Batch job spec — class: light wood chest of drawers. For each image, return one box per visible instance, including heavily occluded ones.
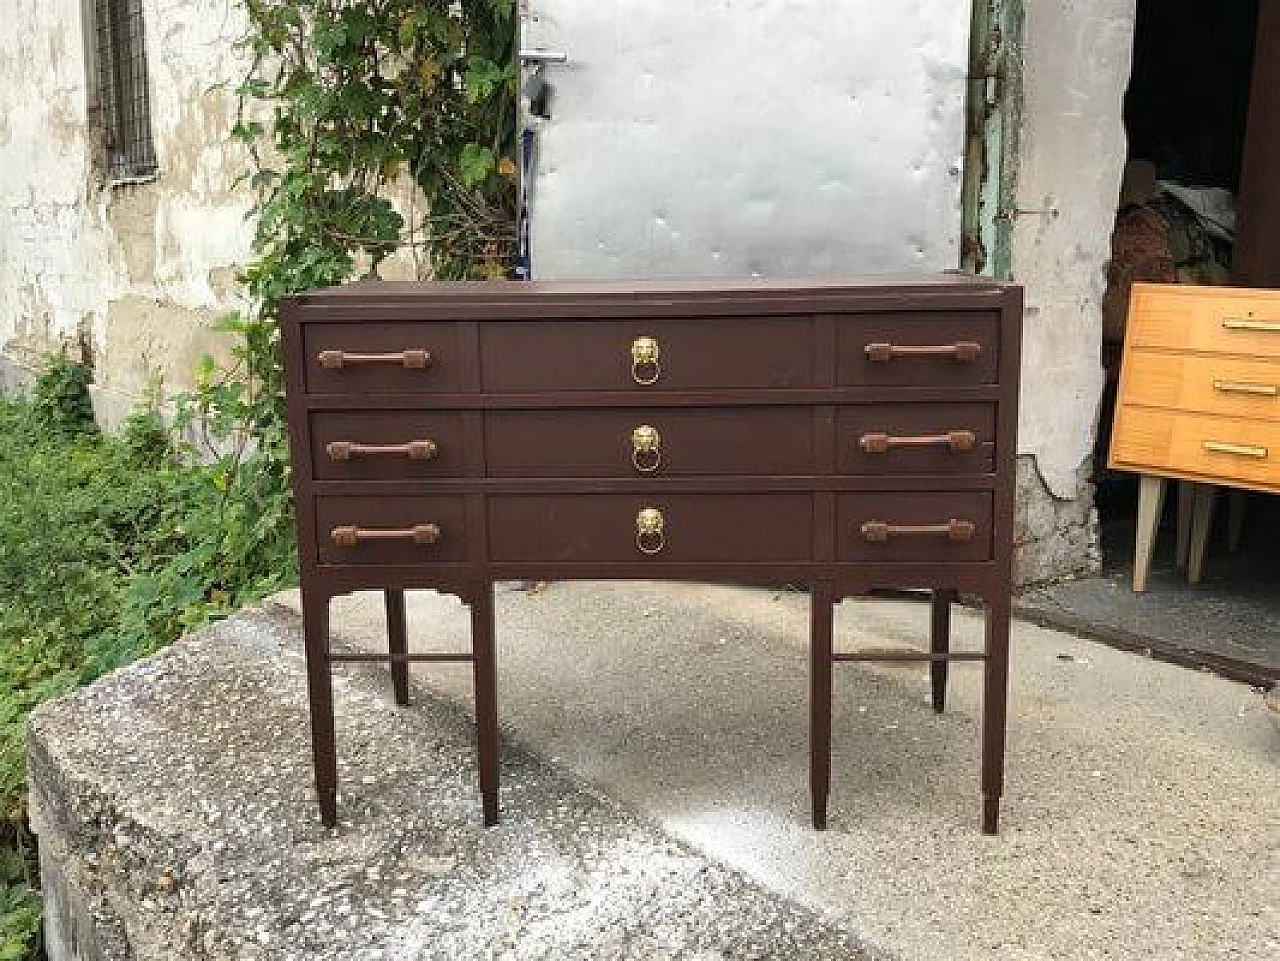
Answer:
[1111,283,1280,492]
[282,277,1024,834]
[1110,283,1280,589]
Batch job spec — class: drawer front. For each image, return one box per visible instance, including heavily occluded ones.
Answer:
[310,411,467,480]
[480,319,813,392]
[1109,407,1280,491]
[836,492,993,562]
[488,494,813,562]
[1128,284,1280,359]
[1119,350,1280,420]
[837,313,999,387]
[302,323,464,393]
[837,404,995,474]
[315,496,467,565]
[485,408,815,477]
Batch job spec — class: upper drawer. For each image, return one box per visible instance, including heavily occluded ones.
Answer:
[1109,407,1280,492]
[836,313,1000,387]
[837,404,996,475]
[480,319,813,392]
[1128,284,1280,359]
[1119,350,1280,420]
[302,323,464,393]
[485,407,814,477]
[309,411,467,481]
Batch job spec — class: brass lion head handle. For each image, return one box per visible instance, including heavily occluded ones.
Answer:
[636,507,666,555]
[631,336,661,385]
[631,424,662,473]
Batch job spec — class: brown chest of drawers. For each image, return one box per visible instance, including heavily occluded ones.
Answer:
[282,276,1023,834]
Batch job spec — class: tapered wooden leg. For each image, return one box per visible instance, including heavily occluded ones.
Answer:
[1133,475,1167,592]
[1175,481,1194,568]
[1227,489,1247,554]
[385,589,410,707]
[930,589,955,714]
[471,581,500,827]
[302,587,338,827]
[1188,484,1216,585]
[981,591,1011,835]
[810,584,834,830]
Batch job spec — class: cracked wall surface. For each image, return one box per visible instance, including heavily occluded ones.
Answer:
[0,0,253,425]
[1010,0,1138,583]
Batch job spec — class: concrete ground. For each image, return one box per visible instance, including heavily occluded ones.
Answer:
[276,583,1279,961]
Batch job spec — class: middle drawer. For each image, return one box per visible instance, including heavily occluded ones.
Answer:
[485,407,814,477]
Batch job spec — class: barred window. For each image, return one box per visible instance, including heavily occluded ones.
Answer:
[91,0,158,181]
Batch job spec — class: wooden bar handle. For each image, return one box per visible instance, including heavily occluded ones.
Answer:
[326,439,438,462]
[860,519,977,543]
[1222,318,1280,332]
[865,341,982,363]
[317,349,432,370]
[860,430,977,454]
[331,523,441,548]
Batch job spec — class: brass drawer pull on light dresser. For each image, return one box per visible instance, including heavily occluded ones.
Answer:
[1212,379,1277,397]
[283,276,1022,836]
[1222,318,1280,332]
[1202,441,1269,459]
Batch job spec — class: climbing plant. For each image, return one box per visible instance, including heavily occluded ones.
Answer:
[185,0,519,544]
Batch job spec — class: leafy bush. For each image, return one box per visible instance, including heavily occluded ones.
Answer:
[0,361,297,958]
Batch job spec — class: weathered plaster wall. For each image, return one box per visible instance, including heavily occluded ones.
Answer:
[1009,0,1137,583]
[0,0,253,425]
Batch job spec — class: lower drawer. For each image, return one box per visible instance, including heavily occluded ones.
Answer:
[837,492,993,562]
[315,496,467,565]
[1109,406,1280,491]
[487,494,813,562]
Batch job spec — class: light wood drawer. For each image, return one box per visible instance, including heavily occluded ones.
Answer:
[1119,350,1280,419]
[1128,283,1280,359]
[1109,407,1280,492]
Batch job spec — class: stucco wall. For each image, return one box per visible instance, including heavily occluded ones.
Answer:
[0,0,253,424]
[1010,0,1137,583]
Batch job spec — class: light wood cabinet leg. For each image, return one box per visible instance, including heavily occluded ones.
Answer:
[1175,481,1194,568]
[1227,490,1247,554]
[1188,485,1217,585]
[1133,475,1167,593]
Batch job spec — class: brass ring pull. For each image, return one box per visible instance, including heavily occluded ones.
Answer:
[317,349,432,370]
[631,336,661,385]
[860,430,977,454]
[636,507,666,555]
[860,519,977,543]
[631,425,662,473]
[326,439,438,461]
[331,523,441,548]
[865,342,982,363]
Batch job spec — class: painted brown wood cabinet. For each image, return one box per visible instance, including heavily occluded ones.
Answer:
[281,276,1023,834]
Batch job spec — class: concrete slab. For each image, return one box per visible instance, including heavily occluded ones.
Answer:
[277,583,1279,961]
[28,608,869,961]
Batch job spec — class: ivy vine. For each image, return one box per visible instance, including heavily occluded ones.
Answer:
[182,0,519,550]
